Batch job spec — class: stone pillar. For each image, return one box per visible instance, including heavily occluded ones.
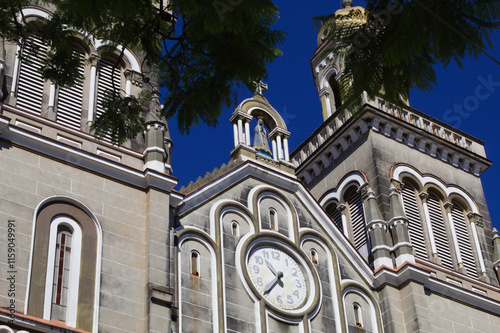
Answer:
[468,212,488,280]
[283,137,290,161]
[337,203,349,238]
[46,83,57,120]
[87,54,99,126]
[388,180,415,267]
[444,202,464,272]
[362,187,392,269]
[319,87,331,121]
[419,192,439,262]
[492,228,500,283]
[144,89,168,173]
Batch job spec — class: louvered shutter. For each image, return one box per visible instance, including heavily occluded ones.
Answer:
[348,191,367,251]
[402,185,428,259]
[427,194,454,270]
[56,51,84,129]
[96,59,121,120]
[327,203,343,232]
[16,36,48,113]
[451,204,478,277]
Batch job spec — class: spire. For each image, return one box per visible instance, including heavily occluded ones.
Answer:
[342,0,353,8]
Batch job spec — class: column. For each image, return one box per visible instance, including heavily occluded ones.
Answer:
[468,212,487,277]
[238,119,243,144]
[271,139,277,161]
[492,228,500,283]
[245,121,251,146]
[47,84,57,120]
[389,181,415,266]
[419,192,438,259]
[87,54,99,125]
[337,204,349,238]
[444,202,463,269]
[233,123,238,147]
[283,137,290,161]
[124,70,132,96]
[276,135,283,160]
[364,188,392,269]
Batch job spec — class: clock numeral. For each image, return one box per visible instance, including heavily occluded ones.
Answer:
[263,250,269,259]
[276,295,283,304]
[285,258,289,267]
[272,251,280,260]
[287,295,294,304]
[253,265,260,274]
[293,290,300,298]
[295,280,302,288]
[255,256,263,265]
[257,277,263,287]
[292,268,298,277]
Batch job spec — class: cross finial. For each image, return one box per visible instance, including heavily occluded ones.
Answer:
[253,80,268,96]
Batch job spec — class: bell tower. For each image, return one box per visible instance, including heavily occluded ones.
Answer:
[311,0,367,121]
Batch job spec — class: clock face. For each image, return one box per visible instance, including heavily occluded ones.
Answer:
[247,245,307,310]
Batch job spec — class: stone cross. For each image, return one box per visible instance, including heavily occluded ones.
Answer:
[253,80,268,96]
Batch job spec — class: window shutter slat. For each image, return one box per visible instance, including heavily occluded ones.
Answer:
[402,185,428,259]
[427,194,454,270]
[452,205,478,277]
[56,52,84,129]
[16,36,47,113]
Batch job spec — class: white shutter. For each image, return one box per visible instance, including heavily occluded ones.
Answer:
[427,194,454,270]
[96,59,121,119]
[451,204,478,277]
[16,36,47,113]
[348,191,367,251]
[56,51,84,130]
[402,185,428,259]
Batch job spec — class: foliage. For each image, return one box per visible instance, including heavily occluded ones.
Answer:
[0,0,284,142]
[317,0,500,111]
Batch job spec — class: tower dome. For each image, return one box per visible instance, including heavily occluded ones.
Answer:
[317,1,367,46]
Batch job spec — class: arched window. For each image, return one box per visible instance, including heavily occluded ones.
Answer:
[326,201,343,232]
[95,58,122,120]
[28,199,101,332]
[353,302,363,328]
[451,201,478,277]
[191,251,200,277]
[55,49,85,129]
[401,180,428,259]
[46,217,82,325]
[269,208,278,231]
[15,35,48,114]
[427,191,454,270]
[231,221,240,237]
[311,249,318,265]
[346,188,369,259]
[327,76,342,112]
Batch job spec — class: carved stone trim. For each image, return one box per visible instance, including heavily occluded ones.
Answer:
[467,212,484,228]
[124,69,144,88]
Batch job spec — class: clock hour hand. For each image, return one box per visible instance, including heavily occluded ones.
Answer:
[263,271,284,294]
[265,259,277,276]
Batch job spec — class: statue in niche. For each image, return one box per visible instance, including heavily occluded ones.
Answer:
[253,117,271,158]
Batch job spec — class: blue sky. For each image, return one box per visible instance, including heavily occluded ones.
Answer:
[168,1,500,230]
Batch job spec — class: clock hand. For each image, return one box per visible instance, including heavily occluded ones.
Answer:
[263,271,284,294]
[265,259,277,276]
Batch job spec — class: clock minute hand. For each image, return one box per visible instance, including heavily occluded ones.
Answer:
[263,271,284,294]
[265,259,277,276]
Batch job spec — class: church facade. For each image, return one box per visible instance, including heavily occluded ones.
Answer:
[1,3,500,333]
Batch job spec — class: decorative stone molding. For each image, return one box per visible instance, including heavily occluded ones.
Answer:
[390,178,403,193]
[291,100,490,185]
[419,192,429,202]
[467,212,484,228]
[124,69,144,87]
